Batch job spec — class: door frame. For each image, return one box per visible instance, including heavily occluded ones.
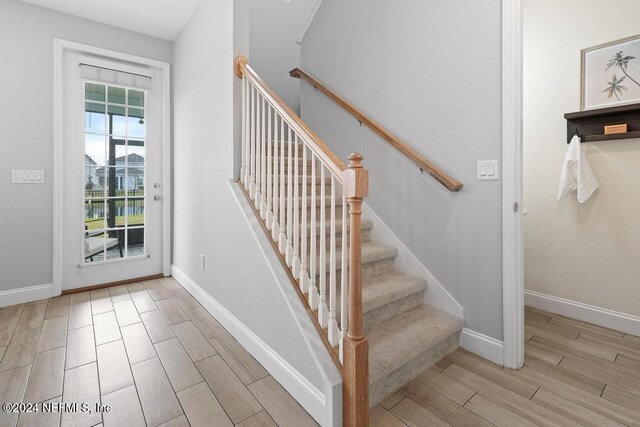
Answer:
[53,39,171,297]
[501,0,525,369]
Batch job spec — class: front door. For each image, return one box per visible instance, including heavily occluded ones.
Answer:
[60,51,167,290]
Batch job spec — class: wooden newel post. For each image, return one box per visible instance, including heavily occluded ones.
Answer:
[343,153,369,426]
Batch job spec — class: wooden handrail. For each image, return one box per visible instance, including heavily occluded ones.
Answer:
[290,68,463,192]
[235,57,346,179]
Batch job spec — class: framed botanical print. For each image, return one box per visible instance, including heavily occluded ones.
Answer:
[581,34,640,110]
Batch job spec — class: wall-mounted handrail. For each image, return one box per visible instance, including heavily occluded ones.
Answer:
[290,68,463,192]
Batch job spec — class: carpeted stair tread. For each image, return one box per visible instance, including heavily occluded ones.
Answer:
[361,271,426,315]
[368,305,463,385]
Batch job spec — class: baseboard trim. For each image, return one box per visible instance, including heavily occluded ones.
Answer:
[0,283,53,308]
[170,265,326,424]
[525,290,640,336]
[460,328,504,365]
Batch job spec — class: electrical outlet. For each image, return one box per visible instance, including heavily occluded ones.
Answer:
[477,160,499,181]
[200,254,206,270]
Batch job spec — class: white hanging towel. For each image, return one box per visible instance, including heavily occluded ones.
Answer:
[557,135,599,203]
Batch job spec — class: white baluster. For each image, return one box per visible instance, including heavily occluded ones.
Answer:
[285,125,294,265]
[244,79,250,187]
[339,194,348,362]
[265,104,273,228]
[328,175,339,344]
[254,89,261,203]
[256,94,263,209]
[318,165,328,327]
[260,98,267,217]
[240,77,246,185]
[249,85,256,198]
[307,154,319,309]
[278,117,287,252]
[292,135,301,277]
[300,144,309,292]
[271,110,280,240]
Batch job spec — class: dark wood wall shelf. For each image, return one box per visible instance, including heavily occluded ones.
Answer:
[564,103,640,143]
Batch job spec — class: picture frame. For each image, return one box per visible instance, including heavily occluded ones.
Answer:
[581,34,640,110]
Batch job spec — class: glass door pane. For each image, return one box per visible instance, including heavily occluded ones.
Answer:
[84,82,146,263]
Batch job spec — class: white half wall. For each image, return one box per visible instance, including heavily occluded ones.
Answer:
[173,2,339,423]
[0,0,172,297]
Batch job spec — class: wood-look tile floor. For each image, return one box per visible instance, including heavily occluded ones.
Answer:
[0,277,318,427]
[372,307,640,426]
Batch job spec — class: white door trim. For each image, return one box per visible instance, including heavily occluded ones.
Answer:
[52,39,171,297]
[501,0,525,369]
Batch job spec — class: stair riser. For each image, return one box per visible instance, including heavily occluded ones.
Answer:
[363,292,423,330]
[265,184,335,196]
[336,290,424,330]
[304,229,371,250]
[369,333,461,407]
[264,201,344,215]
[257,158,313,167]
[276,181,342,194]
[271,207,343,220]
[310,256,395,286]
[261,165,342,178]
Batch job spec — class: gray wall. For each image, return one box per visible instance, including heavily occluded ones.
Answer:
[0,0,172,293]
[248,0,316,113]
[300,0,504,339]
[172,0,323,389]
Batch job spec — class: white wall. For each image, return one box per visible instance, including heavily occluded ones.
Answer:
[299,0,504,339]
[248,0,316,113]
[524,0,640,316]
[172,0,325,394]
[0,0,172,293]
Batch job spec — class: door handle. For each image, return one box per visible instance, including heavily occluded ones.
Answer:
[154,195,162,201]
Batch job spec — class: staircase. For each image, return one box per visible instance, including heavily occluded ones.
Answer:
[254,140,463,406]
[235,56,463,424]
[299,160,463,406]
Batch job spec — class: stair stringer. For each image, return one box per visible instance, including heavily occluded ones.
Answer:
[362,203,464,319]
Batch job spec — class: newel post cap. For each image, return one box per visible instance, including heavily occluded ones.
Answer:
[344,153,368,199]
[234,55,248,78]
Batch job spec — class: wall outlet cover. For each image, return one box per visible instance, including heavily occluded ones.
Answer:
[12,170,45,184]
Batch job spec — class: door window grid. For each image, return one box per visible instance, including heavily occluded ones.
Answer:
[84,82,146,263]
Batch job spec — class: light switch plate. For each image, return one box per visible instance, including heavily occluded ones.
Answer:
[12,170,45,184]
[477,160,499,181]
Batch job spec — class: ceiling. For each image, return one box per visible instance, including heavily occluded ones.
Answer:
[21,0,201,41]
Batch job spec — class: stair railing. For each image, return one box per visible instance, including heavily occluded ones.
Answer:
[235,56,369,426]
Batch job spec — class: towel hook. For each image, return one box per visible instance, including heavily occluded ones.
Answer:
[574,126,581,139]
